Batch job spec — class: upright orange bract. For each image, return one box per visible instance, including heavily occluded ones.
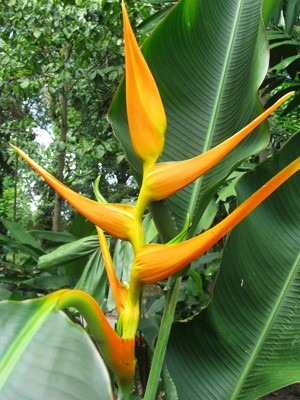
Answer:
[122,1,167,165]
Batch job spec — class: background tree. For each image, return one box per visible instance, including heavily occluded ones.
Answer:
[0,0,169,231]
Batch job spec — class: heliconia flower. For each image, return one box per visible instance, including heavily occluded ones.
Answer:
[137,92,294,208]
[11,145,143,249]
[122,1,167,165]
[132,157,299,284]
[56,289,135,389]
[96,227,128,315]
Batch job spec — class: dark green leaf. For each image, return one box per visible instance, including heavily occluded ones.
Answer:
[285,0,300,33]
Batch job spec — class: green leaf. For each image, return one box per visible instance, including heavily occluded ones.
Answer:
[261,0,282,25]
[38,235,99,269]
[2,219,43,251]
[269,39,300,49]
[138,7,173,34]
[194,198,218,233]
[20,78,30,89]
[75,249,107,305]
[162,365,179,400]
[30,230,79,243]
[109,0,269,239]
[23,274,76,290]
[0,296,113,399]
[0,232,42,262]
[269,55,300,71]
[166,132,300,399]
[285,0,300,33]
[0,288,13,301]
[33,29,42,38]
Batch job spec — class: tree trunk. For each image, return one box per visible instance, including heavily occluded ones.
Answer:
[52,47,71,232]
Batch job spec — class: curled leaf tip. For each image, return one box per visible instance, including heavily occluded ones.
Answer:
[122,1,167,165]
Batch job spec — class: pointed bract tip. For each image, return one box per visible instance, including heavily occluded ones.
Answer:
[123,0,166,165]
[13,146,140,244]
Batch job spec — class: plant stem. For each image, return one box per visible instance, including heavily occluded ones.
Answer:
[143,277,181,400]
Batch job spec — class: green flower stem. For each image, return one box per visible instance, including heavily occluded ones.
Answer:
[143,276,182,400]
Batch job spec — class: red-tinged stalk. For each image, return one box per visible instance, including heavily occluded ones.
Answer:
[122,1,166,165]
[135,92,294,216]
[56,289,135,389]
[11,145,144,250]
[96,227,128,315]
[133,157,299,284]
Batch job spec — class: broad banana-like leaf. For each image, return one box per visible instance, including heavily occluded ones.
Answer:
[109,0,270,239]
[166,132,300,399]
[0,296,113,400]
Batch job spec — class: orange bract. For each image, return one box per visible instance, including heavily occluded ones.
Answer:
[97,227,128,315]
[133,158,300,284]
[11,145,142,248]
[122,1,166,165]
[141,93,294,203]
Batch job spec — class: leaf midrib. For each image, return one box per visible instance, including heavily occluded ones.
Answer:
[0,299,56,390]
[230,250,300,399]
[187,0,244,218]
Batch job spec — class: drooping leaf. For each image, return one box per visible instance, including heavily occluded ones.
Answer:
[2,219,43,252]
[166,132,300,399]
[109,0,270,239]
[269,54,300,71]
[0,296,113,400]
[0,233,42,262]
